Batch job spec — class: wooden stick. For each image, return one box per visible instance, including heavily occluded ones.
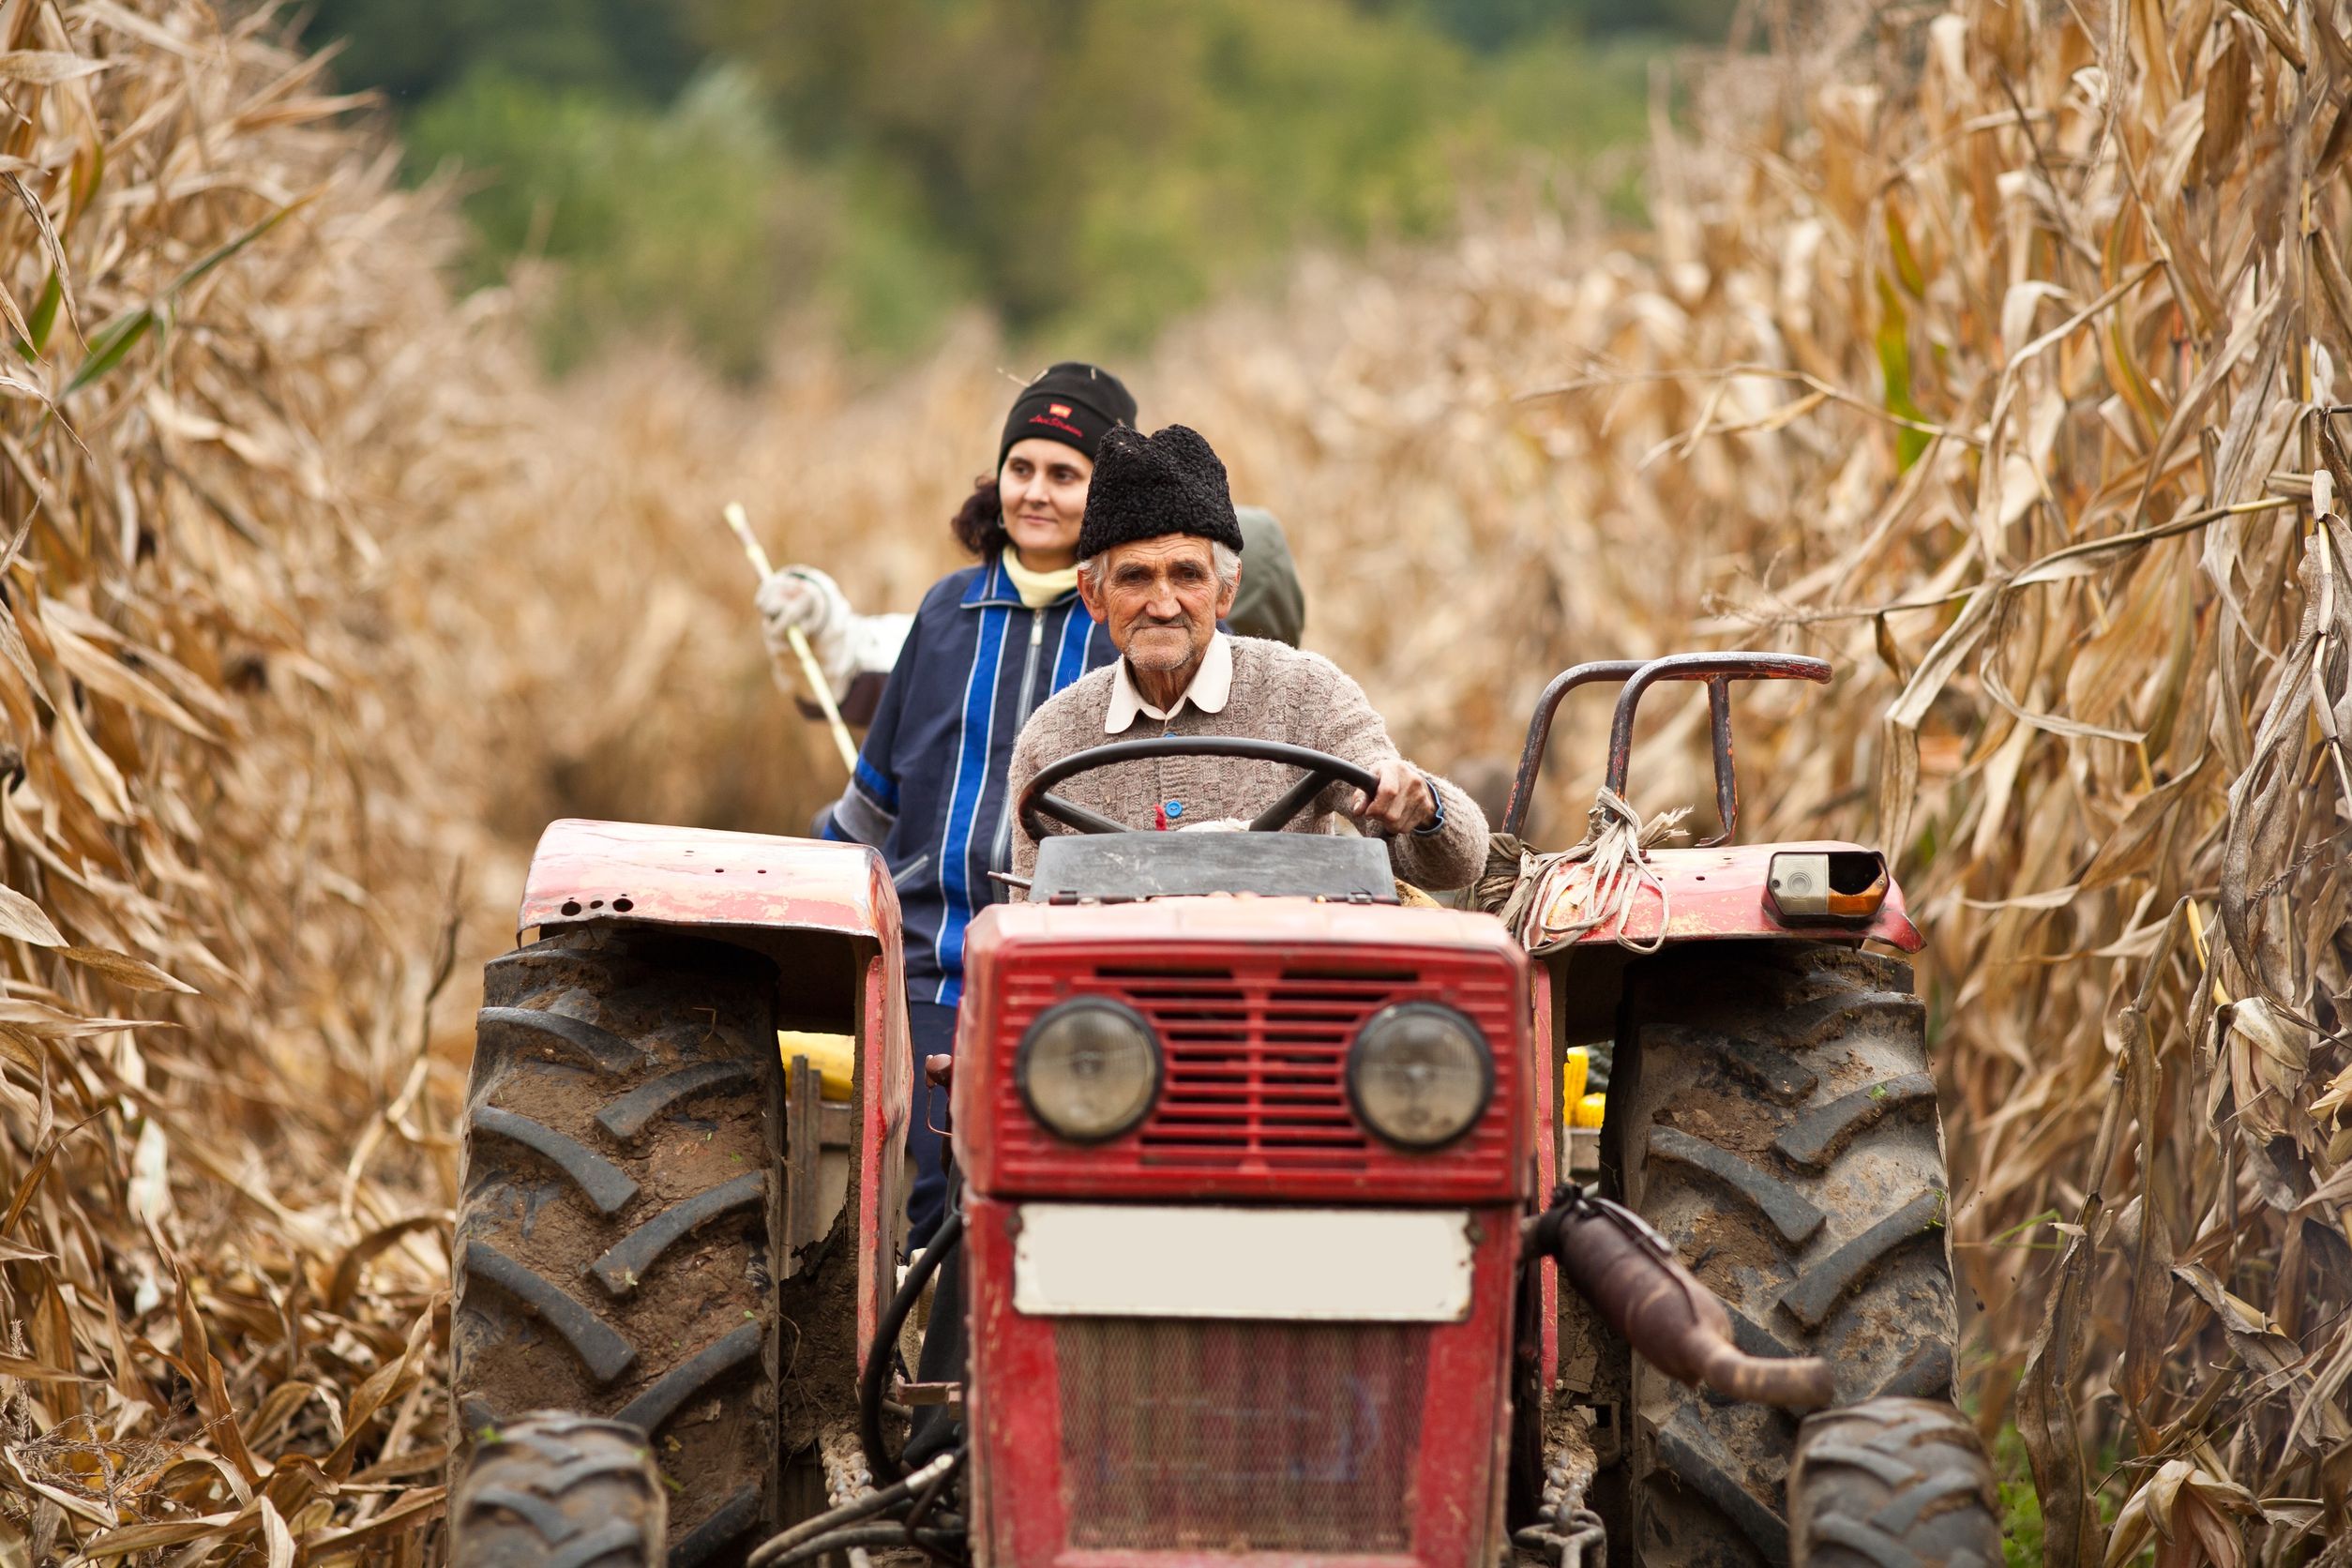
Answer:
[726,502,860,773]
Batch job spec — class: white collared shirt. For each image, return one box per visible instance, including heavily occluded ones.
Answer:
[1104,631,1233,732]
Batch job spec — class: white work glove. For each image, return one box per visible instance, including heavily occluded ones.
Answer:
[757,566,855,691]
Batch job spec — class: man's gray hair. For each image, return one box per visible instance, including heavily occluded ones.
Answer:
[1078,539,1243,593]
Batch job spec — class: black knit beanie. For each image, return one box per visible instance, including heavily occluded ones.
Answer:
[999,361,1137,467]
[1075,424,1245,561]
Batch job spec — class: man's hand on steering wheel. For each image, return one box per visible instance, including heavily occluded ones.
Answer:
[1356,758,1439,837]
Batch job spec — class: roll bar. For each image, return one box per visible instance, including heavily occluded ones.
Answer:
[1500,652,1832,847]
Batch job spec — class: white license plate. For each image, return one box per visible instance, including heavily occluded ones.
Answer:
[1012,1203,1476,1322]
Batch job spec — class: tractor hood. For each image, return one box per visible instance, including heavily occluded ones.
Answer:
[973,891,1515,948]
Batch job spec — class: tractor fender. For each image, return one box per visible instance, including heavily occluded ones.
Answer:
[519,817,897,943]
[1547,839,1922,952]
[515,818,912,1365]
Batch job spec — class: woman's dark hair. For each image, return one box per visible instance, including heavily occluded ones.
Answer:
[950,475,1007,559]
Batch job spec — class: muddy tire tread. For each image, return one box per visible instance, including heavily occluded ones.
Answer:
[1787,1398,2003,1568]
[451,931,785,1567]
[472,1107,641,1214]
[452,1411,666,1568]
[591,1173,768,1295]
[1620,942,1958,1568]
[671,1487,765,1568]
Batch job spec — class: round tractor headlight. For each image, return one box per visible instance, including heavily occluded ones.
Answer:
[1017,999,1161,1143]
[1347,1003,1493,1151]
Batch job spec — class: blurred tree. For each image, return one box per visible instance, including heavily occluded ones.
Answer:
[686,0,1633,342]
[408,66,814,375]
[1395,0,1741,48]
[309,0,1662,364]
[305,0,702,104]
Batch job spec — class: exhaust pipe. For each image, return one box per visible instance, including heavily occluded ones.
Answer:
[1530,1186,1833,1410]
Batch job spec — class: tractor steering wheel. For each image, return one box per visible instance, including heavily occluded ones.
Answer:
[1017,736,1382,843]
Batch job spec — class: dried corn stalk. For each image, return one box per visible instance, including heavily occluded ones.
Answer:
[460,5,2352,1559]
[0,1,507,1560]
[5,0,2337,1559]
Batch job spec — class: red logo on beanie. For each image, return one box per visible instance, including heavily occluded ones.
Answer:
[1048,402,1073,418]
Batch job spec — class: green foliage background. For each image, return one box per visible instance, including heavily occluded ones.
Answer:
[307,0,1722,369]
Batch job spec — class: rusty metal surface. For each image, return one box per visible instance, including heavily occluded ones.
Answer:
[1538,1191,1833,1410]
[1503,661,1645,837]
[517,818,894,938]
[1535,841,1922,952]
[1505,654,1832,846]
[1603,653,1832,847]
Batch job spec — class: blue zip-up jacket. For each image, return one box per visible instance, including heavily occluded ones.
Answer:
[820,554,1116,1004]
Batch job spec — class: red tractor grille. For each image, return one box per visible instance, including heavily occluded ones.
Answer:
[987,956,1524,1200]
[1117,966,1400,1168]
[1054,1316,1426,1553]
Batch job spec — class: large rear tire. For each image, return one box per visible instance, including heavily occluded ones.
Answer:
[451,1411,667,1567]
[1618,942,1956,1568]
[450,929,785,1567]
[1787,1398,2002,1568]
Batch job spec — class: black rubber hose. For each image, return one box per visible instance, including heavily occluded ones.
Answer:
[905,1447,964,1532]
[744,1451,957,1568]
[756,1523,966,1568]
[903,1450,972,1568]
[861,1208,964,1485]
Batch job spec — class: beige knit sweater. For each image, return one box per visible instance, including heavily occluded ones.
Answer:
[1008,636,1488,889]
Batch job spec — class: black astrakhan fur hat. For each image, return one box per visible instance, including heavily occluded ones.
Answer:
[1075,424,1244,562]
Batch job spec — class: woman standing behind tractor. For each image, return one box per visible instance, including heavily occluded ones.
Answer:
[755,362,1134,1248]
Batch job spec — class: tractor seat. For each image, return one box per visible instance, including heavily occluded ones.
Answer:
[1026,831,1401,904]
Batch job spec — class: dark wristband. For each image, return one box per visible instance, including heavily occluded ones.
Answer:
[1411,771,1445,837]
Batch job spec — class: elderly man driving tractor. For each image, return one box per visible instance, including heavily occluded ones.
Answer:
[448,427,2001,1567]
[1010,422,1487,891]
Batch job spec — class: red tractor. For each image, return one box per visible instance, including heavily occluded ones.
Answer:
[444,654,2001,1568]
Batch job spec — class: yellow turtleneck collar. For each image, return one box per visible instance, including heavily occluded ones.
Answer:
[1003,550,1079,609]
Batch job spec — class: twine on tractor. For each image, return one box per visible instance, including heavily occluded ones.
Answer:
[1477,787,1689,956]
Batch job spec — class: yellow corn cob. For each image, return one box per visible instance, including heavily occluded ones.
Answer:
[777,1030,856,1102]
[1561,1046,1590,1117]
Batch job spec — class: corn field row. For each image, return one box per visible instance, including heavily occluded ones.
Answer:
[0,0,2346,1563]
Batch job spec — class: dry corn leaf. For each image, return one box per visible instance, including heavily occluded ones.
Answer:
[2108,1457,2258,1568]
[56,945,195,993]
[0,883,64,947]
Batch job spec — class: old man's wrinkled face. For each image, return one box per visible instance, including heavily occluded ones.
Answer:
[1079,535,1238,677]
